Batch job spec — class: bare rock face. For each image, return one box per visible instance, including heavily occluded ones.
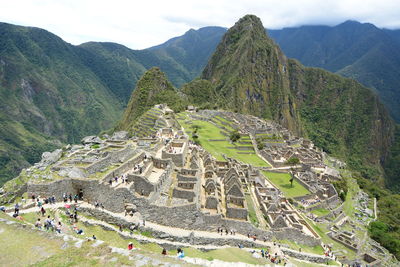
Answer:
[41,149,63,165]
[58,167,87,179]
[81,136,104,145]
[112,131,129,141]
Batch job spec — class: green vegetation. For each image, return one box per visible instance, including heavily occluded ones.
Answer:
[276,239,324,255]
[229,130,241,143]
[245,194,259,226]
[384,124,400,192]
[262,171,310,198]
[269,22,400,122]
[0,220,64,266]
[311,208,330,217]
[177,115,269,166]
[285,157,300,165]
[182,247,269,265]
[117,68,187,131]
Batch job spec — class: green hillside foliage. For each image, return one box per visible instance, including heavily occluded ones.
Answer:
[201,15,302,135]
[288,62,393,181]
[0,22,122,185]
[355,175,400,259]
[182,79,215,108]
[268,21,400,122]
[117,67,187,131]
[384,125,400,192]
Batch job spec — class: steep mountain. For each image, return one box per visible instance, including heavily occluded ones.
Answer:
[199,15,394,181]
[0,22,124,184]
[202,15,303,135]
[117,67,187,132]
[268,21,400,122]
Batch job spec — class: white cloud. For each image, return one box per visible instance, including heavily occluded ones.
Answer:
[0,0,399,49]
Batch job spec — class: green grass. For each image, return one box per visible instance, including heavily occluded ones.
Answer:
[0,220,65,266]
[245,194,259,226]
[276,239,324,255]
[262,171,310,198]
[183,247,269,265]
[302,216,357,260]
[177,115,269,167]
[311,208,331,217]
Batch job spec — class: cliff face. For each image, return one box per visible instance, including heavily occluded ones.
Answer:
[202,15,302,135]
[200,15,395,180]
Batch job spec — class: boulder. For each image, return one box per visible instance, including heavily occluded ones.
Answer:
[58,167,87,179]
[41,149,62,165]
[112,131,129,140]
[71,145,83,151]
[81,136,104,145]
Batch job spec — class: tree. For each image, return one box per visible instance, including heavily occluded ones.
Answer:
[230,130,241,143]
[285,157,300,165]
[290,177,294,187]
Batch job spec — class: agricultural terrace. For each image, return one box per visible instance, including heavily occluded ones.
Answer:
[262,171,310,198]
[176,113,269,167]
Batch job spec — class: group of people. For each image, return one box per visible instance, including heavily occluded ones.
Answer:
[35,215,63,233]
[108,173,129,186]
[93,201,105,209]
[217,227,236,236]
[62,192,83,204]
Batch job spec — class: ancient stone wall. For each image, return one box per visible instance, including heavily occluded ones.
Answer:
[173,188,195,202]
[102,151,146,182]
[226,207,248,220]
[85,146,137,174]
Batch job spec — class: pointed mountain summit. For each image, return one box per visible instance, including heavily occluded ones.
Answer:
[202,15,302,134]
[117,67,186,131]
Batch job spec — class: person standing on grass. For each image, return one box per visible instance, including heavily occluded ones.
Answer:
[56,222,62,233]
[40,206,46,216]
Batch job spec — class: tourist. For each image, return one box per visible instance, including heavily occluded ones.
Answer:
[74,194,78,203]
[92,235,97,240]
[177,248,184,259]
[40,206,46,216]
[128,242,133,250]
[119,224,123,232]
[162,248,167,255]
[56,222,62,233]
[21,196,26,205]
[35,218,42,229]
[0,206,5,212]
[69,194,72,202]
[14,203,20,216]
[142,219,145,226]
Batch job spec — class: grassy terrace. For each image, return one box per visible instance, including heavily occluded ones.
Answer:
[262,171,310,198]
[245,193,259,226]
[12,211,270,265]
[311,208,331,217]
[177,114,269,167]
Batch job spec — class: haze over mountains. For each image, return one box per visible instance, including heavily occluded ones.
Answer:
[0,18,399,192]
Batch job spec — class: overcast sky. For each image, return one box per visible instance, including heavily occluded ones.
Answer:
[1,0,400,49]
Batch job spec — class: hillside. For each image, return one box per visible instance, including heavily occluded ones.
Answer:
[0,22,123,185]
[268,21,400,122]
[198,15,394,183]
[117,67,187,132]
[0,23,222,185]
